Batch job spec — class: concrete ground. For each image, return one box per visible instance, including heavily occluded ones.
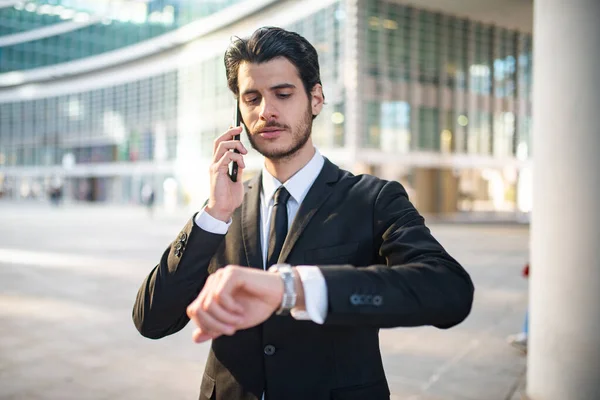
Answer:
[0,202,529,400]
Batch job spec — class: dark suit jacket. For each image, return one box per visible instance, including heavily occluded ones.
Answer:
[133,158,474,400]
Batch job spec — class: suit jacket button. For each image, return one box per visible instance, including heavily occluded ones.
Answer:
[264,345,276,356]
[180,232,187,242]
[175,250,182,258]
[350,294,360,305]
[175,243,183,251]
[373,295,383,306]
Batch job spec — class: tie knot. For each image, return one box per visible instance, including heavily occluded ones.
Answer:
[273,186,290,206]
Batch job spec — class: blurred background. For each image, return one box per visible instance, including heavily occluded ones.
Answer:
[2,0,598,400]
[0,0,533,221]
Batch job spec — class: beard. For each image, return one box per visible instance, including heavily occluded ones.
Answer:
[246,104,313,161]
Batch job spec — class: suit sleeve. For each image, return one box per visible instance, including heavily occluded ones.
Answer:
[320,181,474,329]
[132,215,225,339]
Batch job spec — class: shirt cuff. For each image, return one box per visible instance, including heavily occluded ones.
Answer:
[193,207,232,234]
[291,266,328,324]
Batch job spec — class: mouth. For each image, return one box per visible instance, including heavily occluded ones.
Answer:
[258,128,284,139]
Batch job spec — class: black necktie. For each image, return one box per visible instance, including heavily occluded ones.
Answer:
[266,186,291,268]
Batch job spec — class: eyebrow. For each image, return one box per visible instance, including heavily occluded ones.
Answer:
[241,83,296,96]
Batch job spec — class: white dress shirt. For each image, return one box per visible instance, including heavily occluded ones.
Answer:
[194,149,328,324]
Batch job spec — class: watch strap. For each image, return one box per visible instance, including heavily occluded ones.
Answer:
[268,264,297,315]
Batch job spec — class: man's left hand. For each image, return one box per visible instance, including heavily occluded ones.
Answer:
[186,266,285,343]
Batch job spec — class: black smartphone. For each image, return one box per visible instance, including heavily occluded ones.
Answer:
[228,99,242,182]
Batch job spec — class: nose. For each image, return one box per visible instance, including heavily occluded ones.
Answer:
[259,98,278,121]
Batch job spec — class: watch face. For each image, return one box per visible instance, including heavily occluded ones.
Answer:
[271,264,296,313]
[279,265,293,274]
[270,264,292,273]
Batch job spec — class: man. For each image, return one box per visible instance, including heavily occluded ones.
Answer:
[507,262,530,354]
[141,183,155,217]
[133,27,474,400]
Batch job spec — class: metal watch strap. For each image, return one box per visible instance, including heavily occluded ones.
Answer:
[268,264,296,315]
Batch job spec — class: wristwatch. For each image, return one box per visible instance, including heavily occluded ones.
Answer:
[268,263,297,315]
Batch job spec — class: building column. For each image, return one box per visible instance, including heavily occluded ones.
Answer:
[414,168,437,214]
[343,0,364,171]
[408,7,420,151]
[176,65,207,210]
[528,1,600,399]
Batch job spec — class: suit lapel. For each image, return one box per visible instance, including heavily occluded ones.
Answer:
[278,158,340,263]
[241,174,263,269]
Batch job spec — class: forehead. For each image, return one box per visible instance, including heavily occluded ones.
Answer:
[237,57,302,92]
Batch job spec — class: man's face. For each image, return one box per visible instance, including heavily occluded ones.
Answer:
[237,57,323,160]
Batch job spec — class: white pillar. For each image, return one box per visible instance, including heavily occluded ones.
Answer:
[343,0,363,170]
[528,1,600,399]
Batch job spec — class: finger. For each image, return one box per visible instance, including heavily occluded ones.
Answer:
[187,279,215,329]
[212,140,248,163]
[187,293,205,326]
[206,266,244,325]
[214,151,245,173]
[196,303,236,336]
[205,299,243,326]
[192,327,217,343]
[213,126,243,154]
[187,301,209,336]
[188,300,227,339]
[216,292,244,315]
[204,270,241,318]
[187,273,215,317]
[213,279,245,315]
[190,306,221,338]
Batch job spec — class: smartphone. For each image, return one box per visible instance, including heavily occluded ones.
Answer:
[228,99,242,182]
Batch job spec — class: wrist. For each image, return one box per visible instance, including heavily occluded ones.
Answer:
[268,264,303,315]
[292,267,306,311]
[204,205,231,222]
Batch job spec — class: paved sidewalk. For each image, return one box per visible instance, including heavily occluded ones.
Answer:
[0,203,529,399]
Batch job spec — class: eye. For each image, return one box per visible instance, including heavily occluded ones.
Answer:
[245,97,259,105]
[277,93,291,99]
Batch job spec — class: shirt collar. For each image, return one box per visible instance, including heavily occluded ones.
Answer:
[261,148,325,205]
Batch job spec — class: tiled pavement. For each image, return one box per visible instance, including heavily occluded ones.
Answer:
[0,203,529,399]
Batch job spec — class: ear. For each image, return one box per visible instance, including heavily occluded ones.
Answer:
[310,84,324,117]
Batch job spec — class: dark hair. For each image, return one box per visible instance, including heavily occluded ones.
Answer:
[224,27,324,105]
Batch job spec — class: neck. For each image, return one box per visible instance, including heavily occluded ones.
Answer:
[264,142,315,183]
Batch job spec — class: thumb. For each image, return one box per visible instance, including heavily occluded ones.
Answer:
[192,328,216,343]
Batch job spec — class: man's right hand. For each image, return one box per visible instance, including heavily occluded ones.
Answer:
[205,126,248,222]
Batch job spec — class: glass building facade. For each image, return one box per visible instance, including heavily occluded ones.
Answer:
[0,0,245,72]
[0,0,533,215]
[356,0,533,214]
[362,1,532,156]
